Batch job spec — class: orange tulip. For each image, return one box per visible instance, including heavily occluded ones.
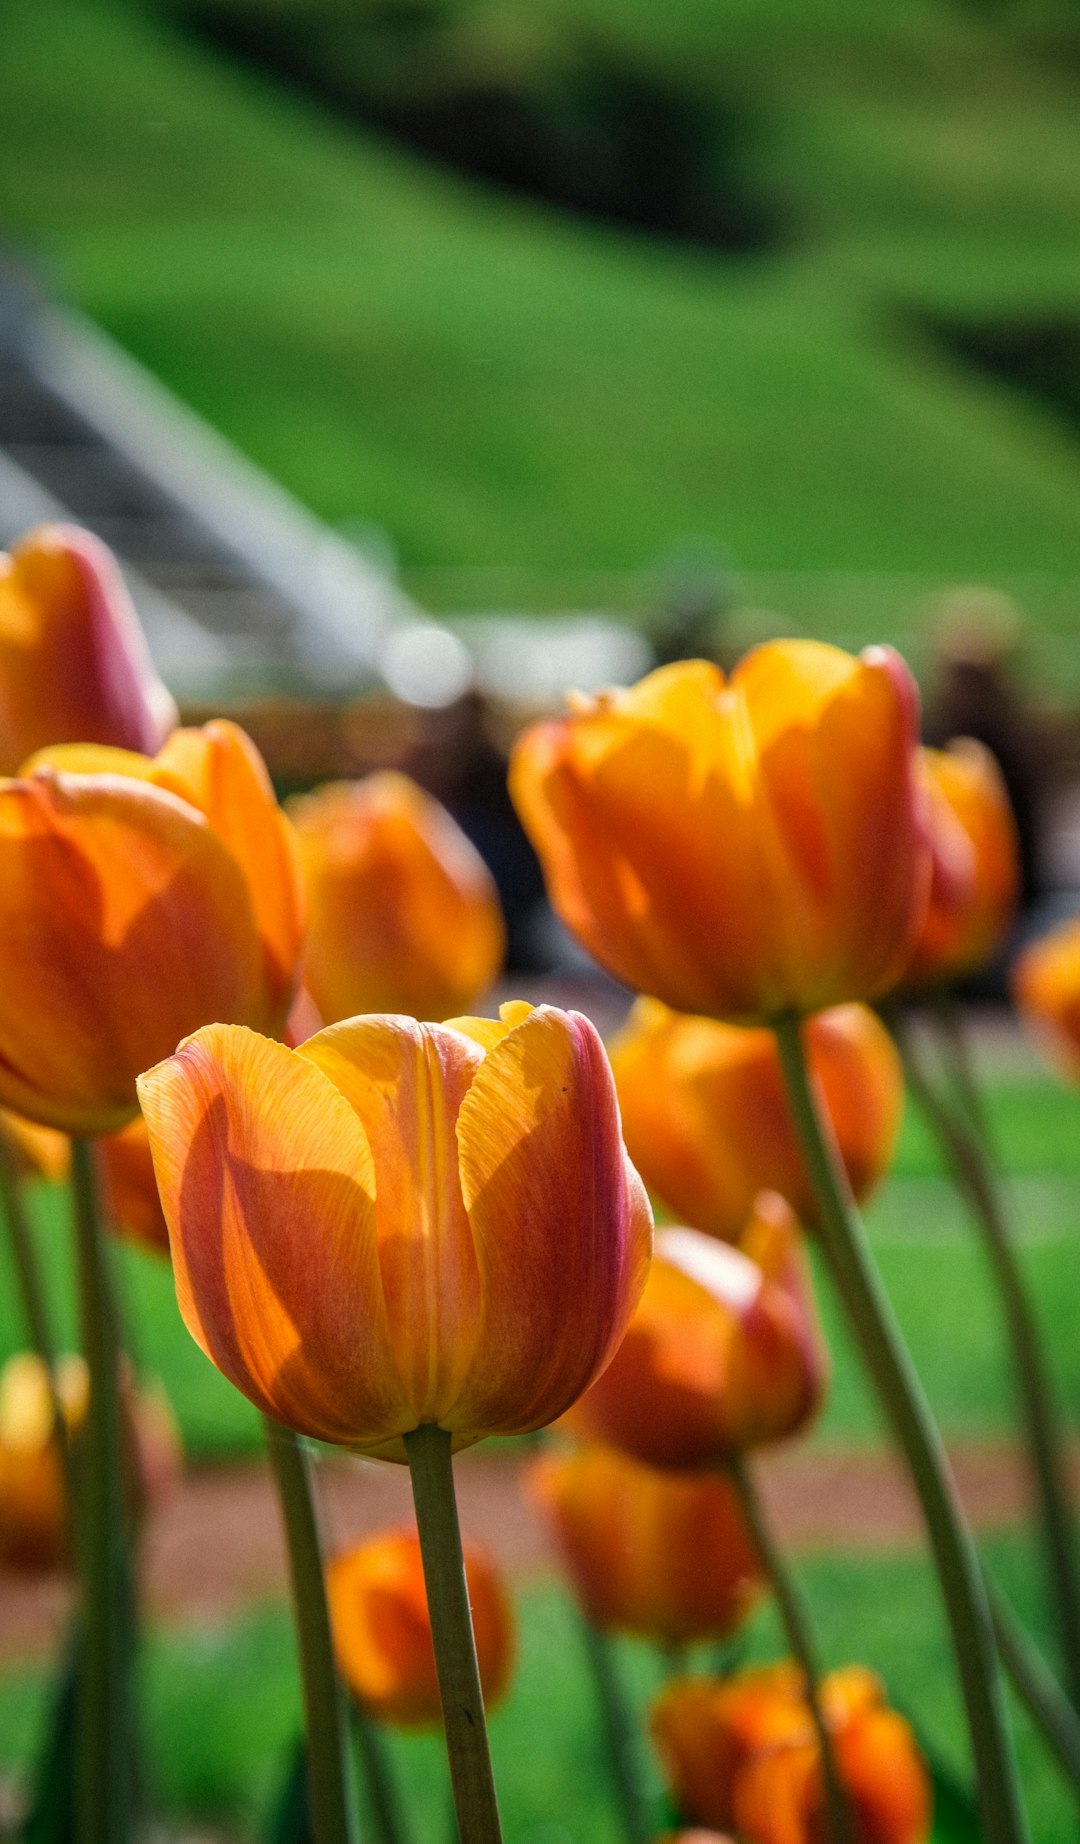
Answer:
[138,1001,652,1460]
[289,772,505,1025]
[564,1197,826,1468]
[0,1108,70,1185]
[1012,915,1080,1081]
[0,524,176,774]
[327,1527,514,1726]
[510,644,929,1023]
[611,1000,902,1242]
[899,740,1019,991]
[651,1665,931,1843]
[0,719,304,1134]
[100,1116,170,1257]
[527,1442,764,1645]
[0,1351,181,1570]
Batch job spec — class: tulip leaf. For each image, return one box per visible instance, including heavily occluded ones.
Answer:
[266,1735,315,1844]
[21,1622,80,1844]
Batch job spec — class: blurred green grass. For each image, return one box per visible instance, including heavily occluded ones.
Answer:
[3,1,1080,680]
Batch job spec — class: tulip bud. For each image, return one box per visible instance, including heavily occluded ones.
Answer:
[564,1198,826,1468]
[327,1527,514,1726]
[510,643,929,1023]
[1012,915,1080,1081]
[0,525,176,774]
[138,1001,652,1459]
[651,1666,931,1844]
[611,999,902,1241]
[898,741,1019,991]
[289,773,505,1025]
[527,1442,764,1645]
[0,720,304,1134]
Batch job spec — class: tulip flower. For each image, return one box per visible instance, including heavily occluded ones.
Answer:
[289,772,505,1025]
[510,643,928,1023]
[0,719,304,1134]
[611,999,902,1242]
[100,1116,170,1257]
[0,524,176,774]
[1013,915,1080,1081]
[528,1442,763,1645]
[898,740,1019,991]
[565,1197,825,1469]
[138,1000,652,1458]
[327,1527,514,1726]
[1,1107,70,1185]
[0,1351,180,1569]
[651,1665,931,1843]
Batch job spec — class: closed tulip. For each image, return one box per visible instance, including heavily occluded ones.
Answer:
[564,1197,825,1468]
[289,772,505,1024]
[510,643,928,1023]
[611,999,902,1241]
[1012,916,1080,1081]
[899,741,1019,991]
[0,524,176,774]
[0,719,304,1134]
[527,1442,763,1645]
[138,1001,652,1459]
[651,1665,931,1843]
[327,1527,514,1726]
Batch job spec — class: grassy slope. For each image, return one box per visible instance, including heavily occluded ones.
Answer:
[3,1,1080,656]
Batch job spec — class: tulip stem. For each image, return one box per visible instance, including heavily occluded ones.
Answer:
[727,1453,854,1844]
[352,1700,411,1844]
[0,1136,72,1486]
[264,1420,357,1844]
[773,1011,1030,1844]
[405,1425,504,1844]
[990,1584,1080,1791]
[578,1615,653,1844]
[894,1007,1080,1716]
[70,1137,133,1844]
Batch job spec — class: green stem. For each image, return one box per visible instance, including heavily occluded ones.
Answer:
[931,989,991,1144]
[578,1614,652,1844]
[895,1008,1080,1715]
[991,1586,1080,1792]
[264,1420,356,1844]
[70,1138,132,1844]
[404,1425,504,1844]
[352,1700,410,1844]
[773,1012,1029,1844]
[728,1453,854,1844]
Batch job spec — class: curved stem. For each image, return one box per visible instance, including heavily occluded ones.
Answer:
[264,1420,357,1844]
[728,1453,854,1844]
[578,1614,652,1844]
[405,1425,504,1844]
[71,1138,132,1844]
[931,989,990,1144]
[991,1585,1080,1791]
[895,1008,1080,1715]
[773,1012,1029,1844]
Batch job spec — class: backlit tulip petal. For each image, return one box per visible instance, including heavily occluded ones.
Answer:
[327,1527,514,1727]
[0,771,264,1134]
[289,772,505,1024]
[0,525,176,774]
[140,1005,651,1458]
[510,643,929,1022]
[1013,915,1080,1081]
[899,740,1019,991]
[611,999,902,1241]
[565,1199,825,1466]
[527,1442,763,1645]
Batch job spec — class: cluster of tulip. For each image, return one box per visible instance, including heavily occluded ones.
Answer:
[3,520,1080,1844]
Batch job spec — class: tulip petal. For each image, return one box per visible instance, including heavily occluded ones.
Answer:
[453,1005,652,1434]
[138,1025,411,1447]
[298,1016,485,1427]
[0,772,264,1133]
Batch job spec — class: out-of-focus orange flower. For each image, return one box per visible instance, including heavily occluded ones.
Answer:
[611,1000,901,1242]
[0,719,304,1135]
[0,525,176,775]
[1012,916,1080,1081]
[327,1527,514,1726]
[138,1001,652,1460]
[564,1197,825,1468]
[527,1442,763,1645]
[651,1664,931,1843]
[510,644,928,1023]
[101,1116,170,1257]
[0,1352,181,1570]
[0,1108,70,1185]
[288,772,505,1025]
[898,741,1019,991]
